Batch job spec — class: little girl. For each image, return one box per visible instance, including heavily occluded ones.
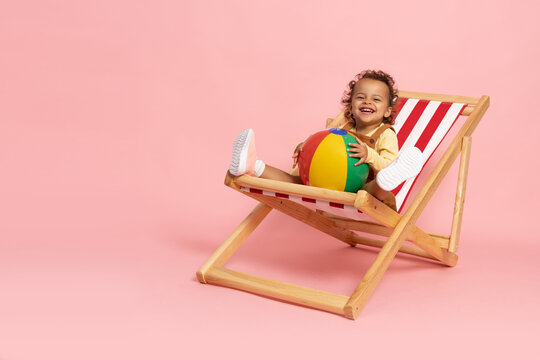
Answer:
[228,70,423,211]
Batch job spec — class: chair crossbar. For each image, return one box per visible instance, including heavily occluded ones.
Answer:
[205,267,349,316]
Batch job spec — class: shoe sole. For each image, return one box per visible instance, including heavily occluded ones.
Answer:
[229,129,253,176]
[376,147,423,191]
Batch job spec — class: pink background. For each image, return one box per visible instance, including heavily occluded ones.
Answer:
[1,0,539,359]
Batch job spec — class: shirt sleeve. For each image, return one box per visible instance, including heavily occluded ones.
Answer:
[326,110,347,129]
[364,129,399,174]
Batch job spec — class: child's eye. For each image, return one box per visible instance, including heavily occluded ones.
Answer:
[374,98,381,102]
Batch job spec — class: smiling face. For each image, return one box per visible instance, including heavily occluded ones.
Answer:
[350,78,393,131]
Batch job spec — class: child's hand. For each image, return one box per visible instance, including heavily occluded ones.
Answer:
[292,141,306,167]
[347,138,368,166]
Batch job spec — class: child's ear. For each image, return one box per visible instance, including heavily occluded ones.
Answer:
[384,106,392,118]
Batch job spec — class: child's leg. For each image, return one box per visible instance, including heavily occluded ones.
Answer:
[229,128,302,184]
[362,180,397,211]
[260,165,303,184]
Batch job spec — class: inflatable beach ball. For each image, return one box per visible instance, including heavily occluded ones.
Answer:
[297,128,369,193]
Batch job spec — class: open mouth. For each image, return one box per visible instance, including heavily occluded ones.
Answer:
[360,107,375,114]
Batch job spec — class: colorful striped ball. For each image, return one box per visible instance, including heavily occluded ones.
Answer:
[298,128,369,193]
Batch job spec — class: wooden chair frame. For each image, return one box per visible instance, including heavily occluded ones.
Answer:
[197,91,490,319]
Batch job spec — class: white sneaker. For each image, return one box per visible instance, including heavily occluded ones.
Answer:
[376,147,423,191]
[229,129,265,176]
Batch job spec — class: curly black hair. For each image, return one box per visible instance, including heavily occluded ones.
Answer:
[341,70,399,125]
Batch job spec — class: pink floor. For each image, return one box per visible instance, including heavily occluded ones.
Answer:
[1,1,539,359]
[1,210,538,359]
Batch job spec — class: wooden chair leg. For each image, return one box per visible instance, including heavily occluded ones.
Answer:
[197,203,272,283]
[344,219,414,319]
[449,136,472,253]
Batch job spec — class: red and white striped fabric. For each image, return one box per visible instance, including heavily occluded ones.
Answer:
[392,98,467,212]
[239,186,362,218]
[240,98,467,215]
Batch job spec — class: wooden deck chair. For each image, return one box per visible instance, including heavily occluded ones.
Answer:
[197,91,490,320]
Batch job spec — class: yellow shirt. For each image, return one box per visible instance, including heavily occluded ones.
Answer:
[327,110,399,174]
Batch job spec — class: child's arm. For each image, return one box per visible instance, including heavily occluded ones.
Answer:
[294,110,348,167]
[292,141,305,167]
[347,129,399,173]
[292,110,351,175]
[364,130,399,173]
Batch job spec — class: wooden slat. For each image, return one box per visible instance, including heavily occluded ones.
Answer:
[449,136,472,252]
[329,92,475,125]
[350,235,437,261]
[230,172,357,205]
[428,233,450,249]
[428,231,451,240]
[205,267,349,316]
[197,203,272,283]
[398,90,480,105]
[332,218,392,236]
[399,91,476,115]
